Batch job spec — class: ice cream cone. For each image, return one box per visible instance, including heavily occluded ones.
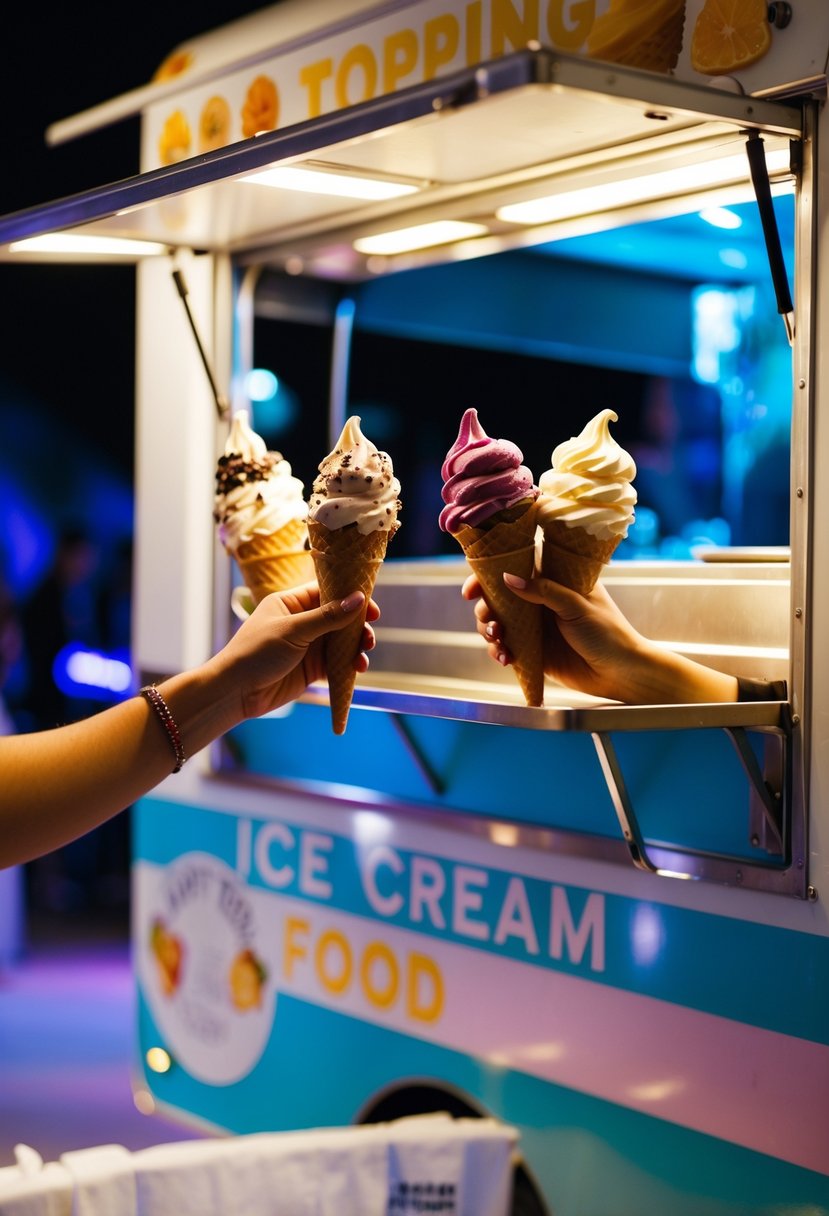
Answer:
[613,9,685,71]
[537,409,636,596]
[308,519,389,735]
[540,519,620,597]
[214,410,311,605]
[454,500,544,707]
[236,517,314,603]
[587,0,686,73]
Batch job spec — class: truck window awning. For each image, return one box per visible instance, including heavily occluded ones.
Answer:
[0,49,803,276]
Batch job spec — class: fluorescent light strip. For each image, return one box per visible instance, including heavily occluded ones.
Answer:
[496,149,793,226]
[354,220,488,255]
[9,234,168,256]
[242,166,420,200]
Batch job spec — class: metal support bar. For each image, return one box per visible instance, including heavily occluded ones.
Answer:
[390,714,445,795]
[172,267,230,420]
[594,725,789,878]
[724,727,785,856]
[744,131,796,344]
[591,732,657,873]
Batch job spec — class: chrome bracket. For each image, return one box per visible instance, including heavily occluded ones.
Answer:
[725,727,786,857]
[592,725,788,876]
[591,731,658,873]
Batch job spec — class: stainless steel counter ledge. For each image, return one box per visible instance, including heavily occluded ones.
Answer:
[300,674,787,732]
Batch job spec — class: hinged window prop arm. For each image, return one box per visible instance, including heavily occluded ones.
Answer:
[591,723,787,881]
[171,267,230,421]
[744,130,796,345]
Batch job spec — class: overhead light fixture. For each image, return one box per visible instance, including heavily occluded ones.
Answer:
[496,149,793,226]
[9,234,168,256]
[241,165,421,200]
[354,220,488,255]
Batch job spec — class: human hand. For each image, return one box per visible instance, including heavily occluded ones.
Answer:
[211,581,380,720]
[463,571,646,701]
[462,572,738,704]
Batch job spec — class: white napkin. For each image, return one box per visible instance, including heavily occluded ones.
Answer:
[6,1115,518,1216]
[385,1115,517,1216]
[59,1144,135,1216]
[131,1116,516,1216]
[133,1128,388,1216]
[0,1145,73,1216]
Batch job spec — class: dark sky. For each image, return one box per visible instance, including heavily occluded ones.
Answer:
[0,3,271,485]
[1,2,271,214]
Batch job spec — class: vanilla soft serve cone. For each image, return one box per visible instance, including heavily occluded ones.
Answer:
[439,409,543,708]
[308,416,401,734]
[537,408,637,596]
[214,410,313,603]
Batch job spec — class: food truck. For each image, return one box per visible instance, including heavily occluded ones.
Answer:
[1,0,828,1209]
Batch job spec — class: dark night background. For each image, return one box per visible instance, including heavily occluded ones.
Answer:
[0,1,271,536]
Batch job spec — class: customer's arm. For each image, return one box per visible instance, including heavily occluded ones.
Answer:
[0,584,377,868]
[463,572,740,704]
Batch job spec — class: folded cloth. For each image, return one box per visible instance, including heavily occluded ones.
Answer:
[0,1145,73,1216]
[132,1115,517,1216]
[384,1115,517,1216]
[5,1115,518,1216]
[59,1144,135,1216]
[133,1130,387,1216]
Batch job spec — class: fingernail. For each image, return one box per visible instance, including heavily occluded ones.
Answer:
[504,573,526,589]
[340,591,365,612]
[485,622,496,640]
[497,650,509,666]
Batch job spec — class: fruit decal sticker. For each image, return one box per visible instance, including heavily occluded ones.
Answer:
[155,73,278,167]
[241,75,279,139]
[150,917,185,997]
[153,50,194,83]
[690,0,772,74]
[198,95,232,153]
[229,948,268,1011]
[158,110,191,166]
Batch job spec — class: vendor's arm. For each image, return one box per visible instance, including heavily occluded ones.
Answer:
[463,572,740,705]
[0,584,377,869]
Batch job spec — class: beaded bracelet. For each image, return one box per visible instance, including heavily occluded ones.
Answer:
[140,684,187,773]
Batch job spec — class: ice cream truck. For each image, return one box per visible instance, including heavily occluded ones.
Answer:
[2,0,829,1209]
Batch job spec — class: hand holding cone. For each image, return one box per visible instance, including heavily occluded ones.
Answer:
[308,416,401,733]
[308,520,389,733]
[439,409,544,707]
[454,500,544,707]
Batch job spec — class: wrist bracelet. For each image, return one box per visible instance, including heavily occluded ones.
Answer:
[140,684,187,773]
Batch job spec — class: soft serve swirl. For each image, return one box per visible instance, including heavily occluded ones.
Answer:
[309,415,401,534]
[537,408,637,540]
[439,408,536,532]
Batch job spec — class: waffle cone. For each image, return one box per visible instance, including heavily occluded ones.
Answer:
[453,502,544,707]
[236,517,314,604]
[540,520,620,597]
[308,519,391,734]
[587,1,685,72]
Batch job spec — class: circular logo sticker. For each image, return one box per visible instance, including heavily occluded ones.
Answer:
[138,852,275,1084]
